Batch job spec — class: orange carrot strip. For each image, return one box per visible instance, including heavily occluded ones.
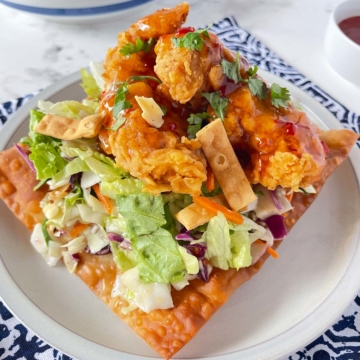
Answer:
[70,222,90,238]
[206,164,215,193]
[192,195,244,225]
[285,192,294,202]
[267,247,279,259]
[92,183,113,215]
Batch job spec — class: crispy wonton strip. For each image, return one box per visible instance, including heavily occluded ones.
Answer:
[196,119,257,211]
[34,113,104,140]
[0,129,358,359]
[175,194,228,230]
[0,145,47,230]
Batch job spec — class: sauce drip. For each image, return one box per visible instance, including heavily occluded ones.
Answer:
[338,16,360,45]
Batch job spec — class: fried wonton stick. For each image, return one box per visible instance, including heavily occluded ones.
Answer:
[34,113,104,140]
[196,119,257,211]
[175,194,228,230]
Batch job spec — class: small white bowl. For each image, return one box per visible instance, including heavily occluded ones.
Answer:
[0,0,155,24]
[324,0,360,85]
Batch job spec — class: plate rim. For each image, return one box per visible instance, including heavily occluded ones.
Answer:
[0,70,360,360]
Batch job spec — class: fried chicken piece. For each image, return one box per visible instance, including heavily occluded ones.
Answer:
[103,3,189,86]
[154,33,223,104]
[127,2,189,41]
[211,86,326,191]
[105,82,206,195]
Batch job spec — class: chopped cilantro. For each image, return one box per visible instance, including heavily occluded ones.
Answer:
[202,92,229,121]
[221,52,242,84]
[248,78,268,100]
[187,112,214,139]
[113,84,132,121]
[160,105,168,116]
[299,187,310,195]
[120,38,155,56]
[107,116,126,131]
[247,65,259,77]
[127,75,161,84]
[270,83,290,109]
[254,190,265,197]
[171,27,210,51]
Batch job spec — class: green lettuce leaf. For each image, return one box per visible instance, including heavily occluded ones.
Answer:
[80,68,102,99]
[116,193,166,237]
[132,228,185,283]
[100,178,143,199]
[52,157,89,183]
[202,212,231,270]
[105,216,128,236]
[38,100,96,119]
[110,242,136,272]
[65,186,85,206]
[177,246,199,275]
[29,142,67,180]
[228,230,252,270]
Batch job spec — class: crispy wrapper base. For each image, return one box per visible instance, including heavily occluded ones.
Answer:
[0,129,358,359]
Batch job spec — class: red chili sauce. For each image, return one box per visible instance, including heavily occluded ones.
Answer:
[338,16,360,45]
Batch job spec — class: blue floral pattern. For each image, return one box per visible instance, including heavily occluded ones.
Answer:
[1,16,360,360]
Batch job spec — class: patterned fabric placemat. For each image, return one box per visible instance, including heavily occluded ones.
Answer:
[1,16,360,360]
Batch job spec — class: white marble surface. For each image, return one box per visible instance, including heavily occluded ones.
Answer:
[1,0,360,114]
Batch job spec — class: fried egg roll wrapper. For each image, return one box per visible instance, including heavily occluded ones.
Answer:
[0,144,47,230]
[0,129,358,359]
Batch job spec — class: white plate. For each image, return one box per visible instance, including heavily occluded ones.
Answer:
[0,71,360,360]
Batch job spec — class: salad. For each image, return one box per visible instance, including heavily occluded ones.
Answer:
[2,2,358,359]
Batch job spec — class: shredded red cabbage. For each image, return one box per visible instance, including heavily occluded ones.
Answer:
[198,260,212,283]
[264,215,287,240]
[108,232,125,242]
[270,190,283,211]
[85,245,111,255]
[70,172,82,188]
[184,243,206,260]
[175,231,195,241]
[14,143,36,172]
[71,253,80,261]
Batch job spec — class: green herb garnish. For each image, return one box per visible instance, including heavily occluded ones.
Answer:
[202,92,229,121]
[254,190,265,197]
[187,112,214,139]
[120,38,155,56]
[107,116,127,131]
[42,218,52,246]
[127,75,162,84]
[270,83,291,109]
[171,27,210,51]
[160,105,168,115]
[113,83,132,121]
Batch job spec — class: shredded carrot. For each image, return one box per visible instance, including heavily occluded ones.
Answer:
[192,195,244,225]
[92,183,113,215]
[70,222,90,238]
[285,192,294,202]
[206,164,215,193]
[267,247,279,259]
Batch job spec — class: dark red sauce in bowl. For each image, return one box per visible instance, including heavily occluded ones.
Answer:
[338,16,360,45]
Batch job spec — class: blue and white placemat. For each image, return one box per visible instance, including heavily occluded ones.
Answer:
[1,16,360,360]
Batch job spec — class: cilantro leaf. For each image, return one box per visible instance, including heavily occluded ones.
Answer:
[247,65,259,77]
[270,83,290,108]
[248,78,268,100]
[160,105,168,115]
[202,92,229,121]
[221,52,241,84]
[119,38,155,56]
[107,116,126,131]
[127,75,162,84]
[113,84,132,120]
[187,112,213,139]
[171,27,210,51]
[254,190,264,197]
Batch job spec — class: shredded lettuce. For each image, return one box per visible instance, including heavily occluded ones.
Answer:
[89,61,105,91]
[77,203,105,225]
[80,68,102,99]
[52,157,89,183]
[29,142,67,181]
[100,178,143,199]
[84,225,109,253]
[132,228,186,284]
[38,100,96,119]
[111,267,173,314]
[110,242,136,271]
[105,216,128,236]
[116,193,166,237]
[228,230,252,270]
[178,246,199,275]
